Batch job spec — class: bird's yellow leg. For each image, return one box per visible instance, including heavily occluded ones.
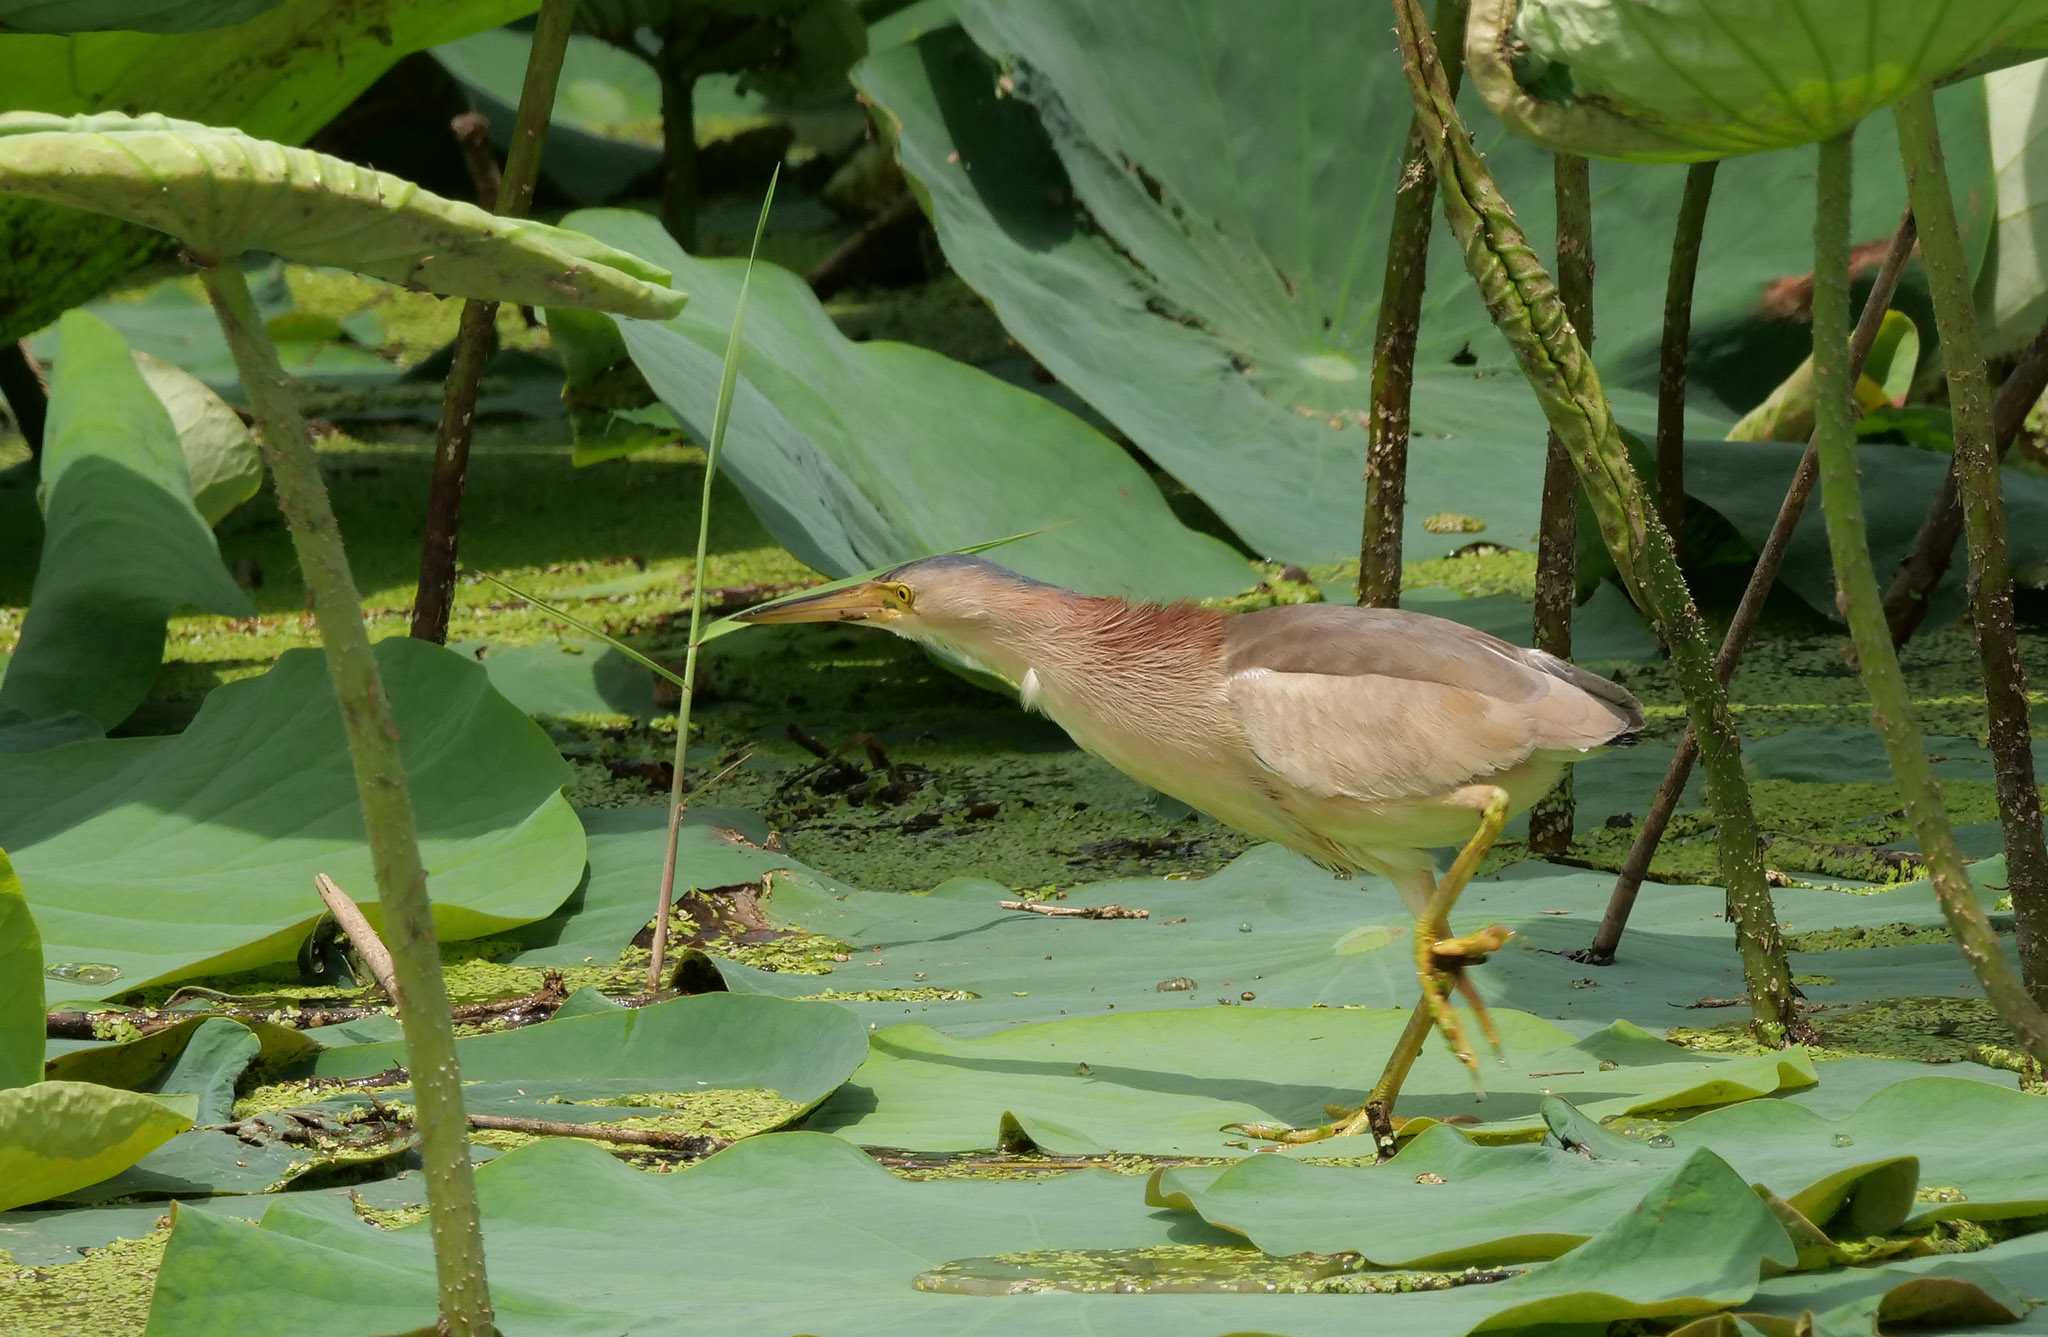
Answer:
[1228,998,1434,1153]
[1416,786,1514,1082]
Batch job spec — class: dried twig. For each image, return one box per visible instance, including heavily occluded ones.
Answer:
[314,873,403,1006]
[996,900,1149,920]
[45,973,569,1040]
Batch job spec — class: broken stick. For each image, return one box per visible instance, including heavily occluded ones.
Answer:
[996,900,1149,920]
[315,873,403,1006]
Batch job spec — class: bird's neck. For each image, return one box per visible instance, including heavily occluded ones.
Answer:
[945,596,1229,710]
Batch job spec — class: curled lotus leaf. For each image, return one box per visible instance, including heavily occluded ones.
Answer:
[0,0,284,32]
[0,111,686,318]
[1467,0,2048,162]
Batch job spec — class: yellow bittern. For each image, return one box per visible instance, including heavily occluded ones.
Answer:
[738,556,1641,1145]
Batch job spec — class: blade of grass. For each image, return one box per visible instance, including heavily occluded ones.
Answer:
[646,166,777,991]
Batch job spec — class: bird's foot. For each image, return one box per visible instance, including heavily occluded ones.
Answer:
[1417,921,1514,1087]
[1225,1100,1409,1156]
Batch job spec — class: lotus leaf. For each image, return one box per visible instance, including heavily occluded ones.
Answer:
[0,0,282,32]
[0,848,40,1089]
[0,311,250,732]
[2,639,587,1004]
[0,112,685,318]
[0,1081,192,1212]
[855,11,1986,568]
[132,350,263,526]
[0,0,540,343]
[804,1008,1812,1155]
[1465,0,2044,162]
[559,208,1253,598]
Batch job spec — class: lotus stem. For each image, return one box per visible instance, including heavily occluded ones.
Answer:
[1655,161,1717,558]
[1581,207,1916,964]
[1389,0,1801,1037]
[1893,87,2048,1006]
[1808,129,2048,1060]
[1358,0,1467,609]
[199,262,495,1335]
[410,0,578,645]
[1527,151,1592,856]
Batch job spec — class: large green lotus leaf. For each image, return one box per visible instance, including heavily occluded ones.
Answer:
[306,992,867,1114]
[1471,1148,1796,1331]
[0,1,281,32]
[453,638,658,722]
[559,208,1253,599]
[1151,1076,2048,1263]
[1975,57,2048,355]
[132,350,263,527]
[0,0,540,344]
[649,830,2004,1036]
[0,112,685,319]
[2,639,587,1005]
[1150,1121,1684,1267]
[1683,440,2048,622]
[0,311,250,732]
[0,1081,192,1212]
[0,848,39,1089]
[1466,0,2042,162]
[803,1007,1813,1155]
[853,15,1986,567]
[140,1130,1812,1337]
[1730,1235,2044,1334]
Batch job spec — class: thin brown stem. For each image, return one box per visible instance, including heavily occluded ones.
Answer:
[1656,161,1718,557]
[1883,319,2048,644]
[1527,152,1592,856]
[996,900,1150,919]
[409,0,577,645]
[657,51,700,251]
[1895,88,2048,1006]
[1358,0,1468,609]
[461,1112,726,1156]
[314,873,402,1006]
[199,263,493,1334]
[1812,119,2048,1062]
[1580,207,1917,963]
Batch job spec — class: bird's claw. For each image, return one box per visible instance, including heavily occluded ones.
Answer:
[1417,921,1514,1088]
[1226,1103,1405,1154]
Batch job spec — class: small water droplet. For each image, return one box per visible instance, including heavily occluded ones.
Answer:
[1646,1132,1676,1149]
[1238,922,1253,934]
[1831,1132,1854,1147]
[45,961,122,985]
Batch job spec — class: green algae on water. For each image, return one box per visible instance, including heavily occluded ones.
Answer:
[914,1244,1512,1296]
[0,1231,166,1337]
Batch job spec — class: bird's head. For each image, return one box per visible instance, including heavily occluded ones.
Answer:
[734,556,1059,671]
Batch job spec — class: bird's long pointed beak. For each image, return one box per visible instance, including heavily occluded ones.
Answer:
[734,581,892,625]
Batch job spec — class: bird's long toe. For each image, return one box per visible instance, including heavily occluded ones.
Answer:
[1415,921,1514,1085]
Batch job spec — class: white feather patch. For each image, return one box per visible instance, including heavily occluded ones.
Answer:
[1019,667,1045,713]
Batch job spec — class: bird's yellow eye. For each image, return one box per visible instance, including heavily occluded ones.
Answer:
[885,582,915,610]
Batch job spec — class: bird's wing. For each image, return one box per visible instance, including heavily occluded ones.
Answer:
[1221,604,1641,803]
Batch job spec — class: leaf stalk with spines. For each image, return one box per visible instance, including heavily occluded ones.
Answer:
[1807,127,2048,1061]
[199,262,494,1335]
[1357,0,1467,609]
[1388,0,1800,1036]
[1526,150,1592,857]
[1892,86,2048,1011]
[412,0,580,645]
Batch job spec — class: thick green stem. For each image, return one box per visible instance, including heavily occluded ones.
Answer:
[1358,0,1467,609]
[200,264,494,1334]
[1390,0,1799,1036]
[1656,161,1717,558]
[1527,151,1591,856]
[1892,89,2048,1012]
[411,0,578,645]
[1809,132,2048,1061]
